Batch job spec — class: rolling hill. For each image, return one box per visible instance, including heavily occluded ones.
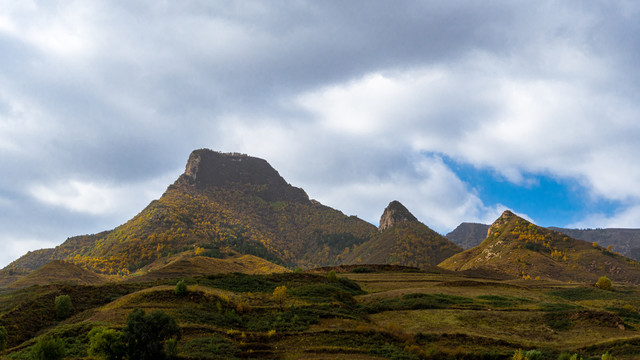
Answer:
[439,210,640,284]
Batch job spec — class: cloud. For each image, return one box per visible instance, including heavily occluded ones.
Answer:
[2,1,640,268]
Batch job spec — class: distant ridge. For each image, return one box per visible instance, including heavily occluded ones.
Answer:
[445,222,490,249]
[440,211,640,284]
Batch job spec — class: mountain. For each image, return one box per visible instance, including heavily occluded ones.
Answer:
[5,149,377,276]
[342,201,462,268]
[439,210,640,284]
[549,227,640,261]
[445,222,490,249]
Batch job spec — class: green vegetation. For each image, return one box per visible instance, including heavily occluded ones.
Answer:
[88,327,126,360]
[30,337,65,360]
[1,269,640,359]
[0,326,7,352]
[124,309,181,360]
[174,279,187,297]
[54,295,72,320]
[596,276,613,290]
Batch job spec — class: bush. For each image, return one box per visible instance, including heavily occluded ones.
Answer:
[0,326,7,351]
[54,295,73,320]
[175,279,188,297]
[602,352,617,360]
[31,337,65,360]
[512,349,525,360]
[124,308,181,360]
[327,270,338,283]
[525,349,544,360]
[88,327,127,360]
[596,276,613,291]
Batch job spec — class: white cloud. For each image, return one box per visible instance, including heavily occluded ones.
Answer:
[569,205,640,229]
[29,171,178,216]
[0,234,53,268]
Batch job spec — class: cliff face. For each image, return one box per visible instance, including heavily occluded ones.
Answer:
[378,200,418,231]
[177,149,309,203]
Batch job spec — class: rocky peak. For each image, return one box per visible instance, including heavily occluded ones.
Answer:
[379,200,418,232]
[487,210,519,237]
[177,149,309,203]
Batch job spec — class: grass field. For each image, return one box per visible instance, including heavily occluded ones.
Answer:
[1,269,640,359]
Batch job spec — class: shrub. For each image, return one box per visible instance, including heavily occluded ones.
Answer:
[124,308,181,360]
[0,326,7,352]
[602,352,617,360]
[327,270,338,283]
[175,279,188,297]
[596,276,612,291]
[525,349,544,360]
[88,327,127,360]
[31,337,65,360]
[54,295,73,320]
[512,349,525,360]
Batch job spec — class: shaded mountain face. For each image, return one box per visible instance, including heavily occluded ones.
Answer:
[343,201,462,268]
[440,211,640,284]
[445,223,490,249]
[6,149,377,275]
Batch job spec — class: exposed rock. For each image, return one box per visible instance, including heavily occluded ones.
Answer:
[379,200,418,231]
[177,149,309,203]
[446,223,490,249]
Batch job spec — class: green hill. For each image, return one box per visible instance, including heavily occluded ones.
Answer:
[439,210,640,284]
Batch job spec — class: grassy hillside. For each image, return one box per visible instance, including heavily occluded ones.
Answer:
[1,268,639,359]
[440,211,640,285]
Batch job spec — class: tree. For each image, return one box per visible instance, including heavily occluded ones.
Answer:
[175,279,188,297]
[124,308,181,360]
[88,327,127,360]
[31,337,65,360]
[54,295,73,320]
[596,276,613,291]
[511,349,525,360]
[327,270,338,283]
[272,285,288,310]
[0,326,7,352]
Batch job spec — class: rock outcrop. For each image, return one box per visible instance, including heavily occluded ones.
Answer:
[379,200,418,232]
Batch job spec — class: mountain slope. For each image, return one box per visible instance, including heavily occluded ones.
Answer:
[439,211,640,284]
[343,201,462,268]
[6,150,377,275]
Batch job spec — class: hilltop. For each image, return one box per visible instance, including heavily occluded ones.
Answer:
[440,211,640,284]
[342,201,462,268]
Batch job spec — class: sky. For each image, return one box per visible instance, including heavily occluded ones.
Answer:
[1,1,640,268]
